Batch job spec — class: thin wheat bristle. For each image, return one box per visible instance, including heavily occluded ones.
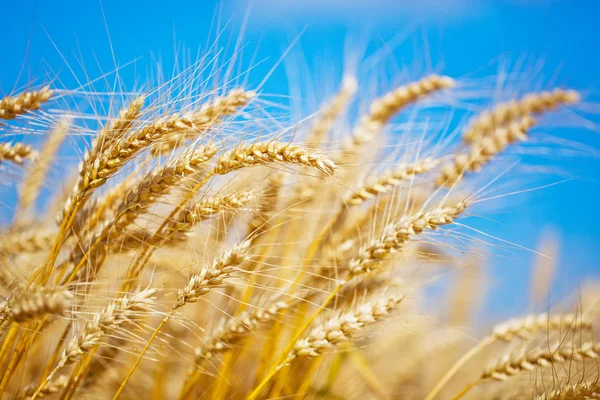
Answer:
[0,143,38,165]
[463,88,580,143]
[0,86,53,120]
[7,287,73,323]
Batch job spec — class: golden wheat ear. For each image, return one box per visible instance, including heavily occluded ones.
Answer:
[0,142,38,166]
[0,86,52,120]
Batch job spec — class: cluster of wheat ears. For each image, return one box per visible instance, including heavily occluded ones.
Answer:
[0,44,598,400]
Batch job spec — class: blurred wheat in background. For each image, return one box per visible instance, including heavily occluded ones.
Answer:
[1,1,600,399]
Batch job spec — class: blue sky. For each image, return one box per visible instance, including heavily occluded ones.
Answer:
[1,0,599,319]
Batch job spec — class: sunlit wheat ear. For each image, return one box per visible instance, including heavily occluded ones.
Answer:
[194,296,290,361]
[463,88,580,143]
[62,145,219,282]
[491,313,592,341]
[16,118,70,218]
[536,382,600,400]
[288,294,403,361]
[346,74,454,150]
[0,86,52,120]
[33,288,157,398]
[212,140,337,175]
[246,172,284,237]
[426,313,593,400]
[0,230,55,254]
[347,157,441,205]
[113,143,219,231]
[348,200,468,276]
[481,342,599,382]
[165,191,254,240]
[151,88,255,155]
[437,116,537,186]
[307,75,358,148]
[176,240,251,307]
[58,96,145,224]
[19,375,69,400]
[5,287,73,323]
[0,142,38,166]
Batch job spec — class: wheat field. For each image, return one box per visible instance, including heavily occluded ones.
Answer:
[1,17,599,400]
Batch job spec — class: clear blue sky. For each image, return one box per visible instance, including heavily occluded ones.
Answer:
[1,0,599,319]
